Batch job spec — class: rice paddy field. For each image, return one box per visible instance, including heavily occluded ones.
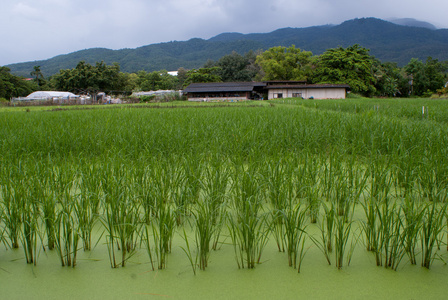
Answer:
[1,98,448,299]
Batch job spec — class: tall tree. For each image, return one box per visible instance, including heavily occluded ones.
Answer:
[311,44,376,96]
[405,57,447,96]
[30,65,44,87]
[255,45,313,81]
[183,67,222,87]
[215,51,258,82]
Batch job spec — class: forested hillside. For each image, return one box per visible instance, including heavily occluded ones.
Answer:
[6,18,448,77]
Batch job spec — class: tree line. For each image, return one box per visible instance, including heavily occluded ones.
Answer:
[1,44,447,100]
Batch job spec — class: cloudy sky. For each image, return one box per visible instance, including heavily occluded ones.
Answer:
[1,0,447,66]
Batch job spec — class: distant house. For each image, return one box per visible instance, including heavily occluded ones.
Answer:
[265,81,350,100]
[183,82,266,101]
[183,81,350,101]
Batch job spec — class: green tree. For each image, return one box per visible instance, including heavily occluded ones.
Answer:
[183,67,222,87]
[137,70,178,91]
[177,67,188,89]
[51,61,127,94]
[255,45,313,81]
[311,44,376,96]
[30,65,45,87]
[0,67,36,99]
[405,57,447,96]
[214,51,258,82]
[373,61,409,97]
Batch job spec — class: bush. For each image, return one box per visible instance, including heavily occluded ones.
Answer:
[0,98,9,106]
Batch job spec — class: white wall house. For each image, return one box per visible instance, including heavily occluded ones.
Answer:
[267,84,349,100]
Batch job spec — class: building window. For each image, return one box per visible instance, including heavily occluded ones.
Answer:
[274,93,283,99]
[292,93,302,98]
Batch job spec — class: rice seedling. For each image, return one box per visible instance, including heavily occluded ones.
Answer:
[200,155,230,250]
[417,157,448,202]
[149,202,176,269]
[420,201,446,269]
[264,158,293,252]
[101,164,140,268]
[279,201,308,272]
[54,192,80,267]
[401,195,424,265]
[375,200,407,270]
[74,163,102,252]
[311,202,336,266]
[171,160,192,226]
[179,228,198,275]
[333,213,356,269]
[133,163,153,225]
[20,180,41,265]
[186,197,220,271]
[302,154,321,224]
[74,184,97,252]
[228,165,269,269]
[1,177,22,249]
[20,199,40,265]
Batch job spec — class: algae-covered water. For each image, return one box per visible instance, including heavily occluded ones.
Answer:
[2,224,447,300]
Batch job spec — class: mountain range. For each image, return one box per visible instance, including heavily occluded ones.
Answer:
[7,17,448,77]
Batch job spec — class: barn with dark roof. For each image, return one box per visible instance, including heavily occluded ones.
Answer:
[183,81,349,101]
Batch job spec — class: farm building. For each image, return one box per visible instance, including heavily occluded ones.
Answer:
[11,91,92,105]
[265,82,350,99]
[183,82,266,101]
[183,81,350,101]
[25,91,78,100]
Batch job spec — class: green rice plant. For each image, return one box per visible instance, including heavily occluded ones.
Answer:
[367,157,393,205]
[200,155,230,250]
[392,150,418,198]
[401,195,424,265]
[320,151,339,202]
[188,198,220,271]
[362,157,393,252]
[150,203,176,269]
[20,198,41,265]
[417,151,448,202]
[420,201,446,269]
[171,160,191,226]
[74,185,97,251]
[181,154,203,205]
[78,162,102,215]
[39,183,56,251]
[265,158,293,252]
[142,225,155,271]
[228,166,270,269]
[332,172,354,219]
[375,200,407,270]
[26,162,58,251]
[1,178,22,249]
[279,202,308,272]
[133,164,153,225]
[360,196,379,253]
[333,214,356,269]
[147,158,173,219]
[179,228,198,275]
[303,154,321,224]
[310,202,336,265]
[54,192,80,267]
[345,155,369,205]
[17,175,42,265]
[101,164,140,268]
